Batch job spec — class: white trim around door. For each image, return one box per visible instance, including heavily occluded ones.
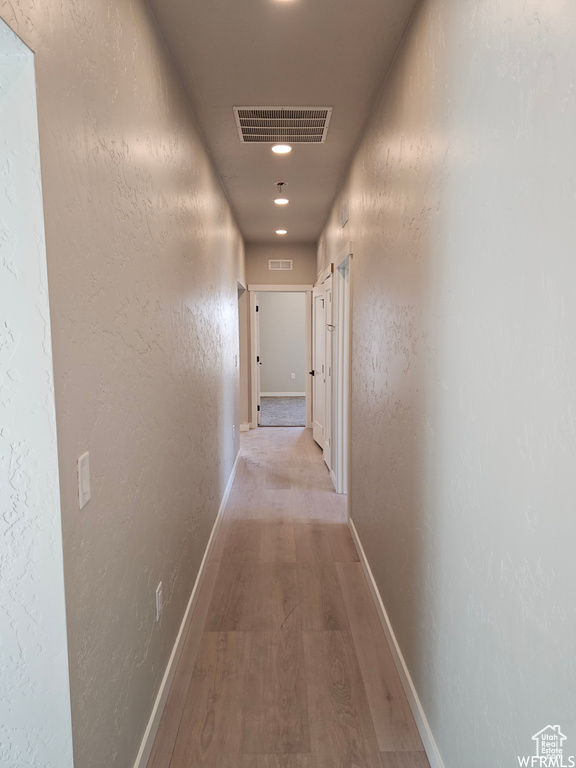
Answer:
[248,285,313,430]
[249,290,260,429]
[332,242,352,495]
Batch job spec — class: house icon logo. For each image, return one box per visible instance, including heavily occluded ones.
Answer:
[518,725,575,767]
[533,726,567,758]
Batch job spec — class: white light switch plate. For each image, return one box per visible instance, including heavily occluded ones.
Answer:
[156,582,163,621]
[78,451,91,509]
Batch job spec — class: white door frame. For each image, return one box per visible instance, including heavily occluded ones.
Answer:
[0,24,75,763]
[248,284,313,429]
[323,274,333,471]
[332,244,352,495]
[312,285,326,447]
[249,290,260,427]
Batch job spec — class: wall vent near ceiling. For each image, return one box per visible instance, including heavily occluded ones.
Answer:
[234,107,333,143]
[269,259,293,271]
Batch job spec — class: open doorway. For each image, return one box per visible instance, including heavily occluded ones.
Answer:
[258,291,307,426]
[249,285,313,429]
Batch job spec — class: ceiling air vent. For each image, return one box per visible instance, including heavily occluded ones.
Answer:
[269,259,293,271]
[234,107,333,144]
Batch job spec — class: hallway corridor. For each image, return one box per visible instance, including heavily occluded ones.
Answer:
[147,428,429,768]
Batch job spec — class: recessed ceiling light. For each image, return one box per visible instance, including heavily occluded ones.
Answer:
[274,181,289,205]
[276,229,287,235]
[272,144,292,154]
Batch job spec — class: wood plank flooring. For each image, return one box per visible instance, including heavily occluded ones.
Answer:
[147,427,428,768]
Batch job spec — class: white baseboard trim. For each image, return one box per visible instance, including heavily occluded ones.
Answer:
[348,518,445,768]
[260,392,306,397]
[239,423,250,432]
[132,449,242,768]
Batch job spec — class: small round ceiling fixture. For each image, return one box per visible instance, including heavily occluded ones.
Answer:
[274,182,289,205]
[276,229,288,235]
[271,144,292,154]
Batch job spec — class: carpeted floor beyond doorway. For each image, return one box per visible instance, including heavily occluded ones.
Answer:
[259,396,306,426]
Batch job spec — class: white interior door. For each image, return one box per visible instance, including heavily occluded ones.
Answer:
[323,276,333,469]
[312,287,326,447]
[333,255,351,494]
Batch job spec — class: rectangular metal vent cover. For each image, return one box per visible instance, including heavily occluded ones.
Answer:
[234,107,333,143]
[269,259,293,271]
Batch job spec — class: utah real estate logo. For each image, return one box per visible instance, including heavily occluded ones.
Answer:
[518,725,575,767]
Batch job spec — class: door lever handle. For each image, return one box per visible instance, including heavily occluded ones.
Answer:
[309,370,315,376]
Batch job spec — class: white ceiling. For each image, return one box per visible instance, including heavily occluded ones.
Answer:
[146,0,419,245]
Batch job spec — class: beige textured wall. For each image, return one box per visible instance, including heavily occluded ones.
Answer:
[247,243,316,285]
[258,292,306,394]
[320,1,576,766]
[0,2,243,768]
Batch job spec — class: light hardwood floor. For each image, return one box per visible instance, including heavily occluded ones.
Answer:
[147,427,429,768]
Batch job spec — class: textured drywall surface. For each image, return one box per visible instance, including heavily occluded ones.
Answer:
[0,2,244,767]
[0,22,73,768]
[247,243,317,285]
[259,292,306,394]
[319,1,576,765]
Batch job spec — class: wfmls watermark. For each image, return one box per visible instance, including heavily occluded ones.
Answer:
[517,725,575,767]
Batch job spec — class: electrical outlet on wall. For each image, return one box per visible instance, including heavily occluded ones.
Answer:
[155,582,163,622]
[290,373,296,380]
